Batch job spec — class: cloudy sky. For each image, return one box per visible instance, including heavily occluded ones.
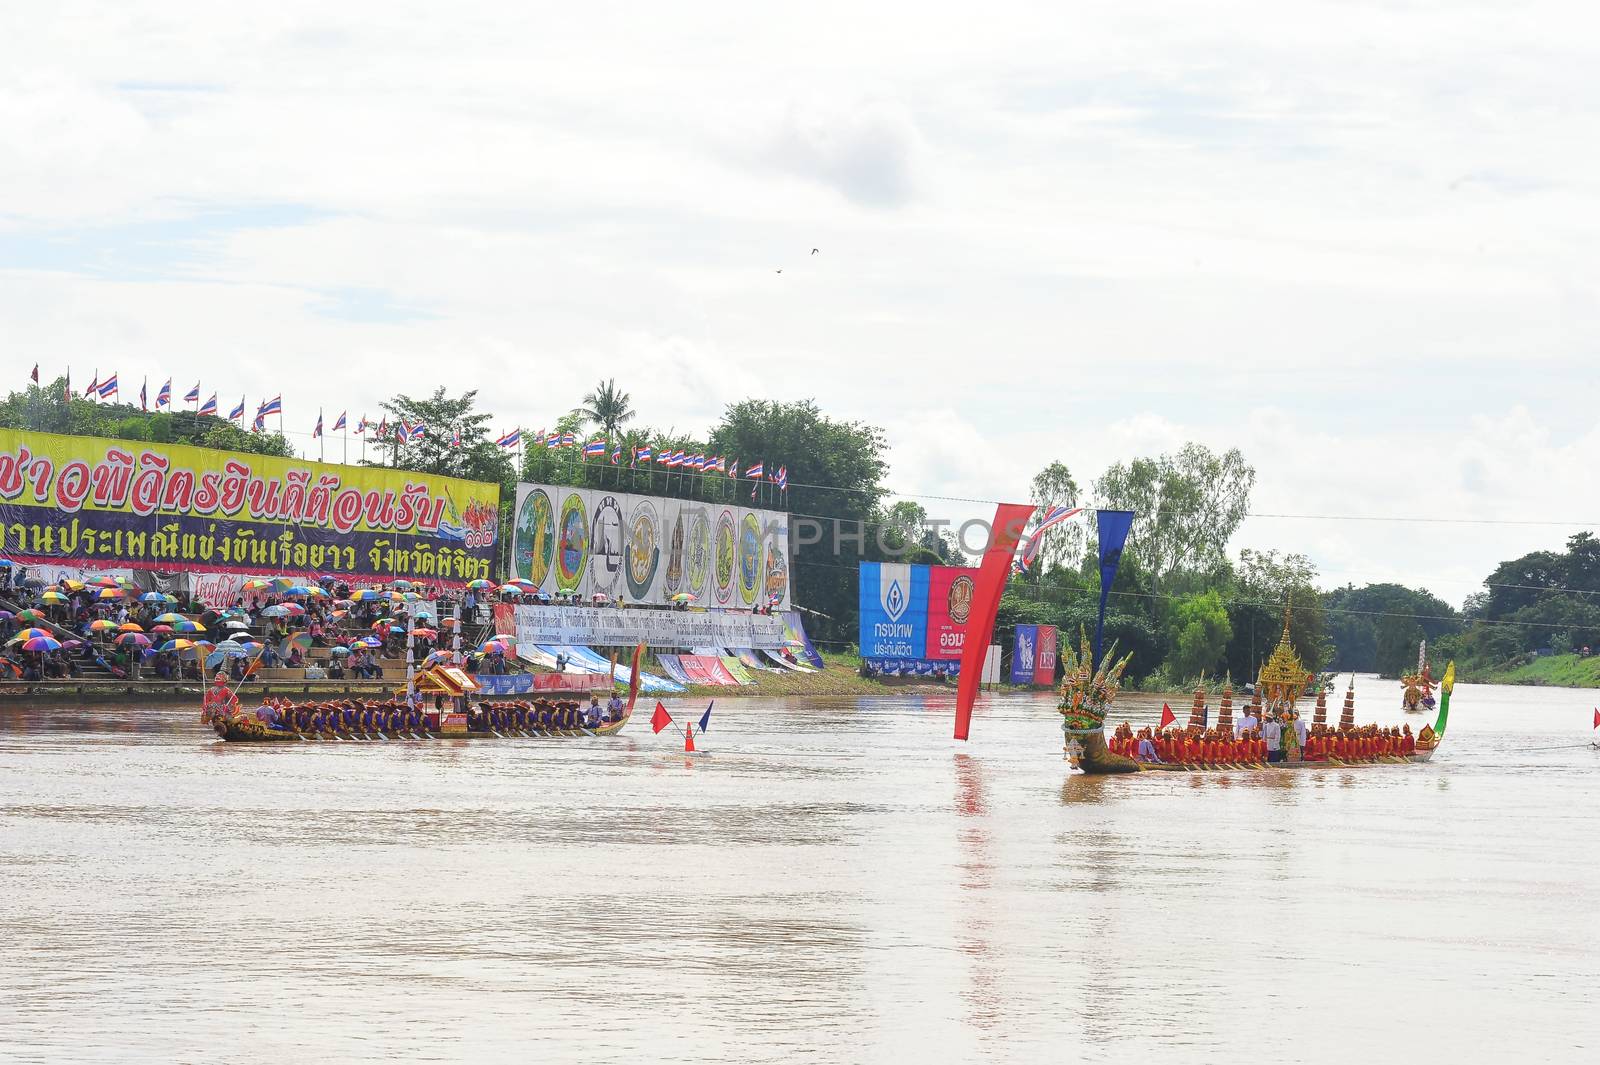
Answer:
[4,2,1594,605]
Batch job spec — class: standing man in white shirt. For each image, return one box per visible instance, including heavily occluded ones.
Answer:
[1263,712,1284,763]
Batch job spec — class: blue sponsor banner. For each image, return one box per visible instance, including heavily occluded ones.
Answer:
[858,562,930,660]
[1010,625,1039,684]
[863,657,961,678]
[475,674,535,695]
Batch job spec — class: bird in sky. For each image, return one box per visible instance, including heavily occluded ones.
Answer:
[811,248,819,255]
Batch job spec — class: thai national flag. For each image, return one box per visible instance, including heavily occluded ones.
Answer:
[776,466,788,490]
[610,443,621,465]
[746,462,764,480]
[198,393,219,417]
[312,412,324,439]
[497,428,521,448]
[561,432,576,447]
[728,460,739,480]
[450,427,462,448]
[634,445,652,464]
[583,439,606,457]
[259,395,282,417]
[155,379,172,408]
[252,406,266,431]
[411,422,427,441]
[332,411,346,431]
[98,373,118,399]
[184,383,201,404]
[358,414,368,432]
[229,397,246,421]
[1014,505,1084,573]
[139,379,147,409]
[545,432,560,449]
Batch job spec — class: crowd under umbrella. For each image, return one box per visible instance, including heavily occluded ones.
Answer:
[278,632,313,658]
[10,627,54,643]
[19,635,62,653]
[156,638,199,655]
[114,632,151,650]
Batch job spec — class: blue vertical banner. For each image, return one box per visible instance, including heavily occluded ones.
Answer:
[1010,624,1039,684]
[857,562,931,660]
[1093,510,1136,669]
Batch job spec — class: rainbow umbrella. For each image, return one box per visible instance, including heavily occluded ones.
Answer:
[17,609,47,624]
[96,587,126,600]
[280,631,313,652]
[20,636,62,652]
[412,628,438,639]
[467,579,494,591]
[282,586,315,597]
[669,593,697,603]
[477,638,514,653]
[358,636,383,648]
[140,592,176,604]
[171,620,205,633]
[243,578,273,591]
[115,632,152,648]
[157,638,198,653]
[278,603,306,616]
[351,589,384,601]
[10,627,55,643]
[392,579,415,591]
[153,612,186,624]
[401,591,422,602]
[40,590,69,603]
[89,619,118,634]
[498,585,524,597]
[86,575,121,588]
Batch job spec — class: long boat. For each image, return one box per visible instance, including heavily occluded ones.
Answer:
[204,645,642,743]
[1063,612,1456,775]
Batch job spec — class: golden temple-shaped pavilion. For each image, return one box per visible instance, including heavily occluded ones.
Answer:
[1256,602,1310,712]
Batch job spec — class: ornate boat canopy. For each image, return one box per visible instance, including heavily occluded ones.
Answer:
[1257,602,1309,711]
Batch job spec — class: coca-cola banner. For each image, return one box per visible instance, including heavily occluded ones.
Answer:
[0,428,500,587]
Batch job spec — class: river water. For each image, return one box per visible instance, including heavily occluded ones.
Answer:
[2,679,1597,1064]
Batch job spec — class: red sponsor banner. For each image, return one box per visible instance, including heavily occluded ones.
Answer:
[531,673,593,692]
[955,503,1034,740]
[924,564,979,661]
[1033,624,1058,686]
[680,655,739,685]
[493,601,516,636]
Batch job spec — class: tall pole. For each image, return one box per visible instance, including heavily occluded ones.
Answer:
[318,407,324,463]
[405,610,416,691]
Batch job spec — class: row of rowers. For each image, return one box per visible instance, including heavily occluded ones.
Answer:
[1108,720,1419,765]
[247,697,602,734]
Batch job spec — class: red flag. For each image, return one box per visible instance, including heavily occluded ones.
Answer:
[684,723,696,753]
[30,364,39,383]
[651,701,673,733]
[954,502,1035,740]
[1160,703,1177,729]
[1593,708,1598,729]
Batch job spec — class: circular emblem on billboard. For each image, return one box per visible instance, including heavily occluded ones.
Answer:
[514,488,554,587]
[555,492,589,593]
[686,510,712,598]
[947,574,974,625]
[764,539,788,607]
[713,510,736,605]
[737,512,761,605]
[664,510,686,594]
[626,499,660,601]
[589,496,624,597]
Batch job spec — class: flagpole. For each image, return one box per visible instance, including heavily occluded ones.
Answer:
[318,408,324,462]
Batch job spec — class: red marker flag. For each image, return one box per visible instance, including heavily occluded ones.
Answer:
[1159,703,1177,729]
[1593,708,1598,729]
[651,702,673,734]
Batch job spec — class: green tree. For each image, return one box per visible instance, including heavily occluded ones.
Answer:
[1167,590,1233,680]
[1093,443,1254,588]
[572,378,636,441]
[376,387,512,485]
[1027,461,1083,572]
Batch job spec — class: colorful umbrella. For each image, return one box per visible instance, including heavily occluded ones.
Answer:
[171,620,205,633]
[140,592,177,604]
[358,636,383,648]
[20,636,62,652]
[329,646,352,656]
[477,638,514,653]
[86,575,121,588]
[280,631,313,652]
[17,609,47,624]
[243,578,273,591]
[157,638,198,653]
[96,587,126,600]
[498,585,524,596]
[258,605,292,617]
[10,627,55,643]
[412,628,438,639]
[467,579,494,591]
[89,619,119,633]
[117,622,144,633]
[669,593,697,603]
[40,590,68,603]
[115,632,151,648]
[153,612,185,624]
[282,585,315,597]
[440,617,458,629]
[150,624,174,634]
[392,579,415,591]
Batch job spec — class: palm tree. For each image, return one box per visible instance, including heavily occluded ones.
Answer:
[572,378,636,439]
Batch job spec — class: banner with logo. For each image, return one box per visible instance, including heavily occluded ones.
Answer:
[511,482,790,610]
[1033,623,1058,686]
[1010,624,1039,684]
[859,561,980,669]
[511,603,790,650]
[0,428,500,587]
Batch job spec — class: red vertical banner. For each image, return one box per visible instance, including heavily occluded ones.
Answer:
[1033,624,1058,687]
[954,503,1035,740]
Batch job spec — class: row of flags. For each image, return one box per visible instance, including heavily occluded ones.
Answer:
[28,367,791,492]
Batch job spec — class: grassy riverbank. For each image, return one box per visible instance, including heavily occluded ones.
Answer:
[676,652,954,698]
[1467,654,1600,687]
